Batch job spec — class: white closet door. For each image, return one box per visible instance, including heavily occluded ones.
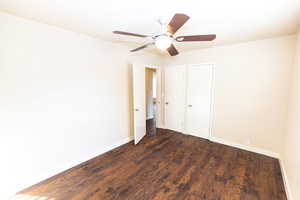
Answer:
[164,66,186,132]
[185,64,213,139]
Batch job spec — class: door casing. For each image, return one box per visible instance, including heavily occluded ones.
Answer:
[132,63,162,145]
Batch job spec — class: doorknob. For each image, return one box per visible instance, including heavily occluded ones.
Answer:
[135,109,139,111]
[165,102,169,105]
[188,105,192,107]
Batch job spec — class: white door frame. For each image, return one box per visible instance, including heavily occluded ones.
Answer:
[131,63,163,144]
[145,65,162,128]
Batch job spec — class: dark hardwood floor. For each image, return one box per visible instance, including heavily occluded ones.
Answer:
[146,118,157,137]
[13,128,287,200]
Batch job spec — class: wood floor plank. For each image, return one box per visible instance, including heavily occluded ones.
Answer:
[14,126,287,200]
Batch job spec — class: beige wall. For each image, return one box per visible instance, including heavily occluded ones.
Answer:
[1,10,299,200]
[283,30,300,200]
[0,12,162,198]
[165,36,296,154]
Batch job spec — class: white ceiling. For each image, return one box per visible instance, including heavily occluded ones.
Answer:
[1,0,300,55]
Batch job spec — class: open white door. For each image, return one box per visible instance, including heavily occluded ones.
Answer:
[132,64,146,144]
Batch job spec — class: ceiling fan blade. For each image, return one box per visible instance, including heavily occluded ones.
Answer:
[167,13,190,35]
[130,43,154,52]
[176,34,216,42]
[167,44,179,56]
[113,31,149,38]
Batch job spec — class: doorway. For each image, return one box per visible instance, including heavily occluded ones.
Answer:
[132,63,162,145]
[145,68,157,137]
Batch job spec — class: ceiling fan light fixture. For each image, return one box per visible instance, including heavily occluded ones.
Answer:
[155,35,172,50]
[113,13,216,56]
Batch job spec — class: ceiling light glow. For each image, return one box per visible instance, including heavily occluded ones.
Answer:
[155,35,172,50]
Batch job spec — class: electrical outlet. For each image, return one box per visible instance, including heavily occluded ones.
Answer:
[246,138,252,145]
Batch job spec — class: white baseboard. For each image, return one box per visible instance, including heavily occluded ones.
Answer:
[156,125,165,129]
[210,137,279,158]
[210,137,293,199]
[118,136,292,200]
[8,136,134,199]
[101,136,134,154]
[278,158,294,200]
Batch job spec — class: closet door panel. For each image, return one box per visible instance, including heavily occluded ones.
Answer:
[164,66,186,132]
[185,65,213,139]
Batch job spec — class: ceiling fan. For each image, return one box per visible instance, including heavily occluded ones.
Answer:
[113,13,216,56]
